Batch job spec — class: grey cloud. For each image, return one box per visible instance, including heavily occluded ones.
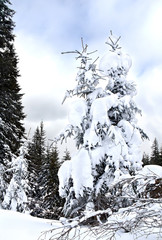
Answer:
[12,0,162,151]
[23,96,68,122]
[135,66,162,146]
[13,0,162,75]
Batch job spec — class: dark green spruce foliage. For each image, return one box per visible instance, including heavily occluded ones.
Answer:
[27,122,64,219]
[27,122,46,216]
[0,0,25,204]
[62,148,71,162]
[43,145,64,219]
[159,147,162,166]
[150,138,162,166]
[142,138,162,166]
[142,152,150,166]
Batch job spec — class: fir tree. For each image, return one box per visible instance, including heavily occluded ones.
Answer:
[2,144,28,212]
[62,148,71,162]
[27,121,46,216]
[57,34,146,218]
[150,138,162,166]
[150,138,159,165]
[42,144,64,219]
[142,152,150,166]
[0,0,25,205]
[27,123,65,219]
[159,146,162,166]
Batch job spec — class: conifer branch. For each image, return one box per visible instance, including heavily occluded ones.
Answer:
[61,51,78,55]
[87,50,98,55]
[81,37,84,50]
[105,31,121,51]
[83,44,88,53]
[91,56,99,65]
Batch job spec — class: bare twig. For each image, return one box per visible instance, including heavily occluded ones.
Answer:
[38,173,162,240]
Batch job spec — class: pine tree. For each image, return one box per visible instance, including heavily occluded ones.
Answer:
[2,144,28,212]
[159,146,162,166]
[0,0,25,205]
[62,148,71,162]
[27,121,46,216]
[150,138,159,165]
[150,138,161,166]
[142,152,150,166]
[57,34,146,218]
[42,144,64,219]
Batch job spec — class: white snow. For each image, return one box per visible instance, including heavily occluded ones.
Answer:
[90,94,118,127]
[0,208,161,240]
[139,164,162,177]
[87,87,105,103]
[118,120,134,143]
[0,209,55,240]
[84,69,93,82]
[99,50,132,75]
[58,160,72,197]
[84,128,100,147]
[68,99,87,127]
[71,148,93,198]
[58,148,93,199]
[2,146,28,211]
[57,33,151,226]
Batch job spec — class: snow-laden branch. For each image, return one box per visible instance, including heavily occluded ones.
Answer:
[38,170,162,240]
[38,199,162,240]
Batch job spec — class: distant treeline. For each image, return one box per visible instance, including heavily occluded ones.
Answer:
[142,138,162,166]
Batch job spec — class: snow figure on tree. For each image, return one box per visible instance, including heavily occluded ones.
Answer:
[2,145,28,212]
[57,33,146,218]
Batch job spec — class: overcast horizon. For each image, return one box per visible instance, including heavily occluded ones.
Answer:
[11,0,162,154]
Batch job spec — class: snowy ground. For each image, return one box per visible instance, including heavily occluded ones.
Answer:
[0,209,54,240]
[1,165,161,240]
[0,208,161,240]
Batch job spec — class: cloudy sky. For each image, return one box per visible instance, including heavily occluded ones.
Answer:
[11,0,162,153]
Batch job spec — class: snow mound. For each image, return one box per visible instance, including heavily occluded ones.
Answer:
[0,209,55,240]
[139,165,162,177]
[0,207,160,240]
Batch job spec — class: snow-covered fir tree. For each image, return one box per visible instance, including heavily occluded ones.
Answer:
[62,148,71,163]
[57,34,146,218]
[0,0,25,206]
[2,144,28,212]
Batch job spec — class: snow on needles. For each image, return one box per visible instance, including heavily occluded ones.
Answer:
[99,50,132,76]
[68,99,87,127]
[58,149,93,198]
[57,33,145,217]
[71,149,93,198]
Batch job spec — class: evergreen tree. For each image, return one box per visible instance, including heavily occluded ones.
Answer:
[2,144,28,212]
[42,144,64,219]
[27,123,65,219]
[57,34,146,218]
[0,0,25,205]
[27,121,46,216]
[62,148,71,162]
[159,146,162,166]
[150,138,162,166]
[150,138,159,165]
[142,152,150,166]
